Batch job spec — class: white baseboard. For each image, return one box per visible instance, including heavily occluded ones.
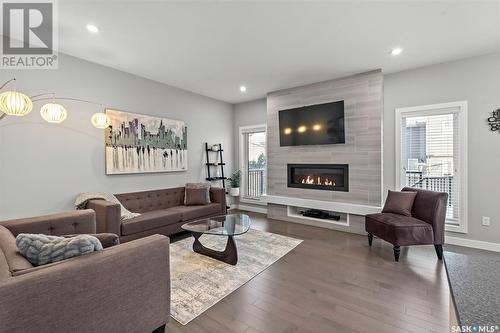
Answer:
[445,235,500,252]
[236,204,268,214]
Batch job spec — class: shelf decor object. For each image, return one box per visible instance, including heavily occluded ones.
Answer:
[228,170,241,197]
[487,108,500,132]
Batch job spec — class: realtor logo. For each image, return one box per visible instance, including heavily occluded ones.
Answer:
[1,0,58,68]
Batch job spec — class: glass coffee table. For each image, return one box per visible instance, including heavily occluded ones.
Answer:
[181,214,251,265]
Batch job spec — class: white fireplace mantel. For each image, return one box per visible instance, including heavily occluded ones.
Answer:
[262,194,382,216]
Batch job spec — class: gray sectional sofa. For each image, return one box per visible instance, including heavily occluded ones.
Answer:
[0,209,170,333]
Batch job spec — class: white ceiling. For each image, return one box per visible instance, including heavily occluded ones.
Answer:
[59,1,500,104]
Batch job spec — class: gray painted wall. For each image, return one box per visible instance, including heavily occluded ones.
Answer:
[233,98,267,168]
[384,52,500,244]
[0,54,233,219]
[233,52,500,244]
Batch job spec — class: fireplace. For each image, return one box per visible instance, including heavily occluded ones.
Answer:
[287,164,349,191]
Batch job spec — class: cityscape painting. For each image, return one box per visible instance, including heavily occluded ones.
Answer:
[104,109,187,175]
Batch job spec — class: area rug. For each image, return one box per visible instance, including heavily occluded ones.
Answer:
[170,228,303,325]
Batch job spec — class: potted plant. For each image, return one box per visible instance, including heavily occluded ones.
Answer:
[228,170,241,196]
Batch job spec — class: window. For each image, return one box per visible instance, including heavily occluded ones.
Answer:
[239,125,267,201]
[395,101,468,233]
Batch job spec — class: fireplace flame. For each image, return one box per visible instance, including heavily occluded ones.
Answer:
[300,175,335,186]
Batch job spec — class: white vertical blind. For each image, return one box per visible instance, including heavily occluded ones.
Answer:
[401,110,461,225]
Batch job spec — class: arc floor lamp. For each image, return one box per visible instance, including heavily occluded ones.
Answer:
[0,78,111,129]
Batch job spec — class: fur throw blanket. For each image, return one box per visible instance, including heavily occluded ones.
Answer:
[16,234,103,266]
[74,192,140,220]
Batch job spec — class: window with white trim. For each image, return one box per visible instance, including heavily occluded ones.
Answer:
[239,125,267,200]
[395,101,468,233]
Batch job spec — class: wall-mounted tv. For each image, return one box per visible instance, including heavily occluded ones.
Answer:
[279,100,345,146]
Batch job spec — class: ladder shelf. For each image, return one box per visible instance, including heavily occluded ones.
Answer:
[204,142,227,188]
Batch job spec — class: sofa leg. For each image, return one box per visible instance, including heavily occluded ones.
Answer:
[393,246,400,262]
[368,233,373,246]
[152,324,166,333]
[434,244,443,260]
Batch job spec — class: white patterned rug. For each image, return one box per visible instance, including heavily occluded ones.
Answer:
[170,228,303,325]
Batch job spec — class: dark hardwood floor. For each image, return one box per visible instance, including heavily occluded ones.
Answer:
[167,211,451,333]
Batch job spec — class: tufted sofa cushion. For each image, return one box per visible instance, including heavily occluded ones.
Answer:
[121,210,183,236]
[170,204,222,221]
[0,210,96,236]
[115,187,185,213]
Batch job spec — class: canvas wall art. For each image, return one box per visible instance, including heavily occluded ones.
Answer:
[105,109,187,175]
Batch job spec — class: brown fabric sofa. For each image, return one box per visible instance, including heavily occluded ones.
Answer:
[0,210,170,333]
[87,186,227,242]
[365,187,448,262]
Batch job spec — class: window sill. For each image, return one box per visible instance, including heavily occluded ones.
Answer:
[445,223,468,234]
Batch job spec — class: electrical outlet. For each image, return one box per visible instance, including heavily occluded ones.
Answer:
[482,216,491,226]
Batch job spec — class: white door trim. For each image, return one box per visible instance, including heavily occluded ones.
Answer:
[395,101,468,234]
[239,124,267,202]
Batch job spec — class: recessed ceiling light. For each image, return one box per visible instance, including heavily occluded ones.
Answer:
[391,47,403,56]
[86,24,99,34]
[239,86,247,93]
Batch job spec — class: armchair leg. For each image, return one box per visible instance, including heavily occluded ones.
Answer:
[152,324,166,333]
[434,244,443,260]
[393,246,400,262]
[368,233,373,246]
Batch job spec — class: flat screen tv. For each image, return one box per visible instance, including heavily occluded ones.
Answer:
[279,100,345,146]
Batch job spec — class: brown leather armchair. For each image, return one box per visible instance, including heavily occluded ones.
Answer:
[365,187,448,261]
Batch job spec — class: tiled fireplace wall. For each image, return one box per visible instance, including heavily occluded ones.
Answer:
[267,70,383,206]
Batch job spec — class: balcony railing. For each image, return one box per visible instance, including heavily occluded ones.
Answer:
[247,168,265,198]
[406,171,453,208]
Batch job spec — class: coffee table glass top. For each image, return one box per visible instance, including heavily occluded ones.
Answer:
[181,214,251,236]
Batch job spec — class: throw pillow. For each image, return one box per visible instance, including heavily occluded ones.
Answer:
[74,192,141,220]
[185,188,210,205]
[184,182,211,205]
[63,233,119,248]
[16,233,103,266]
[382,190,417,217]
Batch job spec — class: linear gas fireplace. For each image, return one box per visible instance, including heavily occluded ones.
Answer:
[287,164,349,191]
